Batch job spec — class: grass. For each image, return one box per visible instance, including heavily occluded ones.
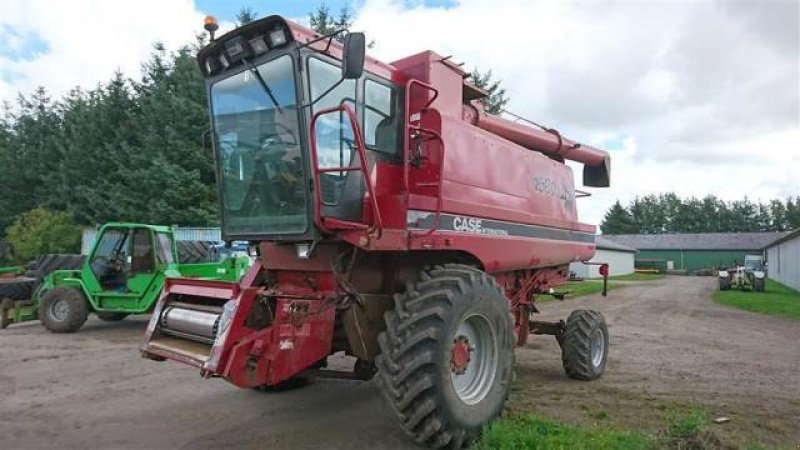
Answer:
[539,280,621,302]
[608,273,665,281]
[713,279,800,320]
[476,409,718,450]
[476,414,651,450]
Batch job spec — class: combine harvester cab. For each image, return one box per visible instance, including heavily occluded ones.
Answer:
[141,14,612,448]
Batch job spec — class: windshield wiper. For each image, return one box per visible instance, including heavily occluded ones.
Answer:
[243,59,283,114]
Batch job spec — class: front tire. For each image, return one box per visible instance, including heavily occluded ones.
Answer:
[39,287,88,333]
[561,310,609,381]
[376,264,515,448]
[96,312,129,322]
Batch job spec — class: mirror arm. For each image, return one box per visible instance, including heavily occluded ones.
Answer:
[303,77,345,109]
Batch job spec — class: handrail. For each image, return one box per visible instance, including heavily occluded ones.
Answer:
[403,79,444,237]
[403,79,439,205]
[408,126,445,237]
[309,104,383,236]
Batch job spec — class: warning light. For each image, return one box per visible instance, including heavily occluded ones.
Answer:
[204,15,219,41]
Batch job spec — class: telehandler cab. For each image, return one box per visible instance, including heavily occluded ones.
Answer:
[1,223,250,331]
[141,15,612,448]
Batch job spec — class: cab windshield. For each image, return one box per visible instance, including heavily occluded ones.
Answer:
[210,54,306,236]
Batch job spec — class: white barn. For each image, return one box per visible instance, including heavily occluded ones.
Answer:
[764,229,800,291]
[570,236,636,279]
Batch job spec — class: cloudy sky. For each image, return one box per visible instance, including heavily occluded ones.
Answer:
[1,0,798,226]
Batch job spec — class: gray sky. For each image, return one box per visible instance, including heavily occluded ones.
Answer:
[1,0,798,225]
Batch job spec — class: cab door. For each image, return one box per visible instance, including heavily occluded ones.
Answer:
[125,228,158,295]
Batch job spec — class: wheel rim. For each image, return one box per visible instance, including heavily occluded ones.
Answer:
[50,298,69,322]
[591,328,605,368]
[450,314,498,405]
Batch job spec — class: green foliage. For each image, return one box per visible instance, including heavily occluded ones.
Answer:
[0,41,217,230]
[5,207,81,261]
[664,410,706,438]
[236,6,257,26]
[601,194,800,235]
[609,273,665,281]
[309,2,374,47]
[539,280,620,302]
[469,69,509,114]
[476,415,651,450]
[713,280,800,320]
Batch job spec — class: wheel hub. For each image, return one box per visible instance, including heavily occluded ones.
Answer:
[50,299,69,322]
[450,336,472,375]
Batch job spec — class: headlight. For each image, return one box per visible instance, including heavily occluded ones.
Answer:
[269,27,288,47]
[249,36,269,55]
[218,54,230,69]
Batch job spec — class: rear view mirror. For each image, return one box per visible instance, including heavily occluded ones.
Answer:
[342,33,365,79]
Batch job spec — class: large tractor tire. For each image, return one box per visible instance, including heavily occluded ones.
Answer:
[754,277,766,292]
[561,310,609,381]
[96,312,129,322]
[1,298,14,329]
[24,254,84,284]
[177,241,215,264]
[376,264,515,448]
[39,287,88,333]
[0,277,36,301]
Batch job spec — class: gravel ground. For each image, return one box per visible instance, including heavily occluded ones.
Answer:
[0,276,797,449]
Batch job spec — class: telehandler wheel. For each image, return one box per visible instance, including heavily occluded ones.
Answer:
[561,310,608,381]
[376,264,515,449]
[754,278,765,292]
[39,287,88,333]
[96,312,129,322]
[1,298,13,329]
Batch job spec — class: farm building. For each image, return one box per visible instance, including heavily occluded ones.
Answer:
[603,232,787,272]
[570,236,636,278]
[764,229,800,291]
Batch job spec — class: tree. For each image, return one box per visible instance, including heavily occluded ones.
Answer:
[309,2,374,47]
[5,207,81,262]
[600,201,638,234]
[602,194,798,234]
[236,6,257,26]
[469,69,509,115]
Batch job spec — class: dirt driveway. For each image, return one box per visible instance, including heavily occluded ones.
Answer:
[0,276,797,449]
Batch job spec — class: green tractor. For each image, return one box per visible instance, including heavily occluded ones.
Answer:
[0,223,250,332]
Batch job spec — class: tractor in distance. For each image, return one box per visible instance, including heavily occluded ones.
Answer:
[718,254,766,292]
[0,223,250,331]
[140,15,613,448]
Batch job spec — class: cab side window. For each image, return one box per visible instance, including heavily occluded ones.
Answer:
[308,57,357,113]
[364,80,400,156]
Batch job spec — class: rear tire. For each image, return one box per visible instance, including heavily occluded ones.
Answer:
[718,277,730,291]
[39,287,88,333]
[754,277,765,292]
[561,310,608,381]
[1,298,14,329]
[96,312,129,322]
[376,264,515,448]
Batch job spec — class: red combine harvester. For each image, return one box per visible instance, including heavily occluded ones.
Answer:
[141,15,612,448]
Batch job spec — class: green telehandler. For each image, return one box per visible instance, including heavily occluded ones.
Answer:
[0,223,250,332]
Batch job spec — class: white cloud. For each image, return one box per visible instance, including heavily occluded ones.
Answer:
[0,0,209,102]
[352,0,800,226]
[0,0,797,229]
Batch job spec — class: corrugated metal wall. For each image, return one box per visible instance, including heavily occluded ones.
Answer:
[570,249,635,279]
[82,227,222,254]
[766,235,800,291]
[635,249,761,271]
